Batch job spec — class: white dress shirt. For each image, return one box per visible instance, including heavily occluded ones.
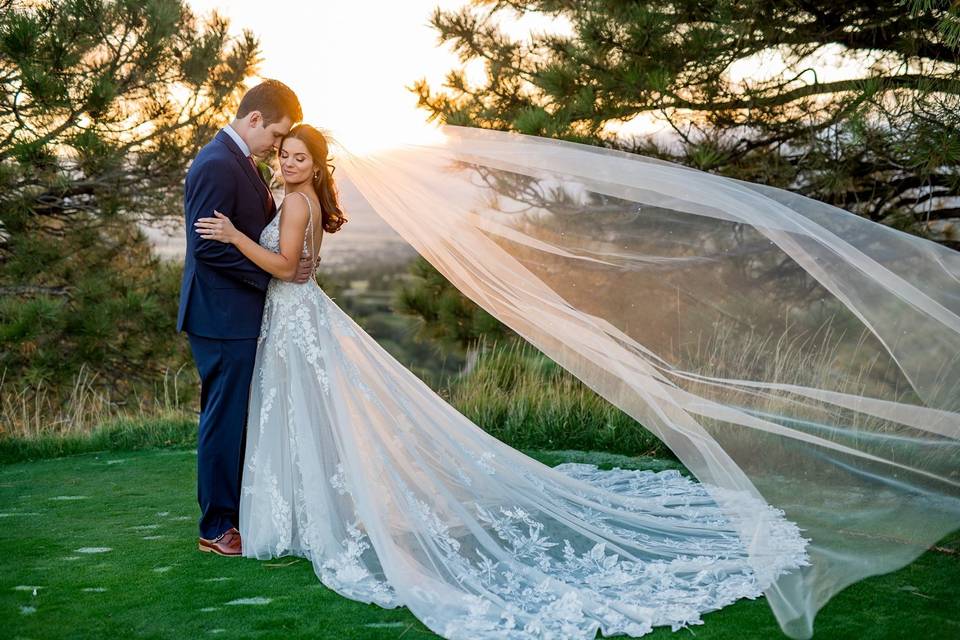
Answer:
[223,124,251,158]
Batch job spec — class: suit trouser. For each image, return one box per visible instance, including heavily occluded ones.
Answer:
[187,333,258,540]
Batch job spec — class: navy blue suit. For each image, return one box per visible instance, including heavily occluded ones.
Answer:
[178,130,275,539]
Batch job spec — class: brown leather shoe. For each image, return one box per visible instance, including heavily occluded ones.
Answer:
[198,527,242,557]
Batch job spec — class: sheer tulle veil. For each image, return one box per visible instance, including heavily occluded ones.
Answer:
[327,125,959,638]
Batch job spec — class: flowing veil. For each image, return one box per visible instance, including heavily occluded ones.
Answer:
[327,125,960,638]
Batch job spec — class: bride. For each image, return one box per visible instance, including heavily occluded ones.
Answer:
[195,124,811,639]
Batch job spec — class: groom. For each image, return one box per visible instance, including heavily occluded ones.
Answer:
[177,79,309,556]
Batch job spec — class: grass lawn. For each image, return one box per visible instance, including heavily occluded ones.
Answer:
[1,447,957,639]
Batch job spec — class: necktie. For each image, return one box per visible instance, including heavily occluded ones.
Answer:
[248,155,275,216]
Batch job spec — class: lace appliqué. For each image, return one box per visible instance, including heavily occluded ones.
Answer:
[401,464,808,639]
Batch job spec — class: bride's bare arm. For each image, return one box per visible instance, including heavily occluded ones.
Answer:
[195,196,311,282]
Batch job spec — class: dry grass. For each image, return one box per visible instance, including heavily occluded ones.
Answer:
[450,339,672,457]
[0,365,197,440]
[671,315,960,490]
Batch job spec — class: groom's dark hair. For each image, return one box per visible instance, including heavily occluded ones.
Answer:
[236,79,302,125]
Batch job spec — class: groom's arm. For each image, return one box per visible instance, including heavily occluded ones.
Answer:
[186,161,271,291]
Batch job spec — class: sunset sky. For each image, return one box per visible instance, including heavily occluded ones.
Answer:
[186,0,568,150]
[185,1,875,152]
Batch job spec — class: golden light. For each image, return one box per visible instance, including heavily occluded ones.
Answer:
[185,0,470,148]
[326,119,448,157]
[185,1,566,153]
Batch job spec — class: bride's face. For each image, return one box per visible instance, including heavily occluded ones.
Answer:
[278,137,315,186]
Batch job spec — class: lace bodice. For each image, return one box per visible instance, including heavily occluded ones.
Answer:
[258,191,320,262]
[256,192,322,307]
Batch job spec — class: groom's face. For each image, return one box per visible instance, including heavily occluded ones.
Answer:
[247,112,294,157]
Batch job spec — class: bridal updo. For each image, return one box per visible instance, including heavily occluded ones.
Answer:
[280,124,347,233]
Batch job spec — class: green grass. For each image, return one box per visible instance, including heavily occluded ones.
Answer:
[1,447,956,639]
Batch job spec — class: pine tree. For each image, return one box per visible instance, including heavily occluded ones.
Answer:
[414,0,960,242]
[395,257,511,351]
[0,0,258,396]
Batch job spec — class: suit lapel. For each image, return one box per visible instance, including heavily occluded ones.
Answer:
[237,154,274,222]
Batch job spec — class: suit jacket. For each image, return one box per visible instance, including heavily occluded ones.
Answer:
[177,130,275,339]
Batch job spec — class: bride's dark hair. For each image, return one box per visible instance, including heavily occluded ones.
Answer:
[280,124,347,233]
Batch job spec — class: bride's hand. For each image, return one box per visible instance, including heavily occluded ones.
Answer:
[195,211,240,244]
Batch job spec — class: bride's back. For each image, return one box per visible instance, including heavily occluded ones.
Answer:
[296,192,323,266]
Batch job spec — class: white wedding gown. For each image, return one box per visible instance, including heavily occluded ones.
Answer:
[239,196,810,639]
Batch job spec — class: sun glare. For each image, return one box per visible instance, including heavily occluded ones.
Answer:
[326,118,446,156]
[186,1,475,151]
[184,1,565,155]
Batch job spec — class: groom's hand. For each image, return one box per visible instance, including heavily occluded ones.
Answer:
[290,255,317,284]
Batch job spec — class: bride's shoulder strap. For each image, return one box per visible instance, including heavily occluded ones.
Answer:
[286,191,320,268]
[280,190,313,216]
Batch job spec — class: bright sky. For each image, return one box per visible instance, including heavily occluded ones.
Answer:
[186,0,561,150]
[185,1,875,151]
